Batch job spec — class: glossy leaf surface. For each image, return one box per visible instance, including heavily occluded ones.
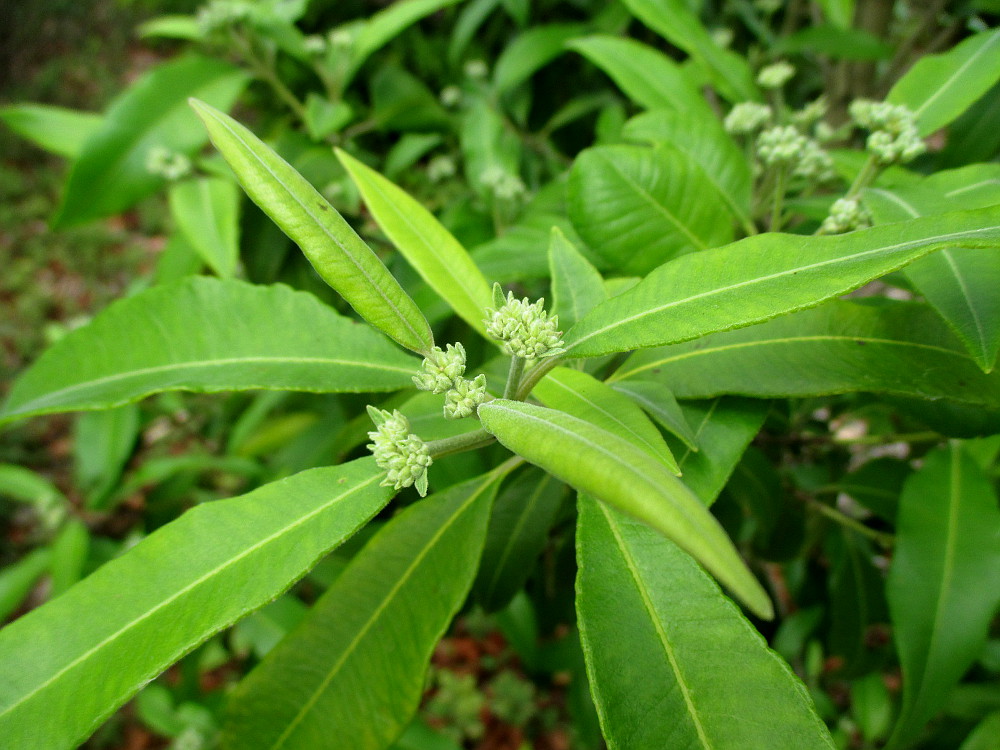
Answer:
[568,145,733,275]
[612,300,1000,405]
[337,149,493,335]
[888,29,1000,136]
[54,55,248,227]
[0,104,102,158]
[564,206,1000,357]
[577,497,834,749]
[886,444,1000,749]
[0,278,418,424]
[223,472,500,750]
[0,459,392,750]
[478,400,772,618]
[168,177,241,278]
[191,100,433,354]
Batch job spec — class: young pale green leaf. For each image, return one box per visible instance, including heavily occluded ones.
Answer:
[0,277,419,425]
[0,459,393,750]
[0,549,52,623]
[577,497,835,750]
[0,104,102,159]
[564,205,1000,357]
[168,177,241,278]
[478,400,773,619]
[568,144,734,275]
[136,15,204,41]
[548,227,607,332]
[623,109,754,234]
[53,55,249,228]
[533,367,679,474]
[885,444,1000,750]
[608,380,698,451]
[865,176,1000,372]
[346,0,464,85]
[190,100,433,355]
[611,300,1000,406]
[568,36,715,120]
[888,29,1000,136]
[336,149,493,335]
[474,467,566,612]
[669,398,768,505]
[620,0,760,103]
[493,24,584,94]
[222,471,501,750]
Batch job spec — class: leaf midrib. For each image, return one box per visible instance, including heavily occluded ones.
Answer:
[911,31,1000,128]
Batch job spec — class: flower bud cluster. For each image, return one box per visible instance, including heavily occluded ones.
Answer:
[480,166,526,200]
[366,407,432,496]
[427,156,457,182]
[820,197,872,234]
[756,125,807,165]
[444,374,488,419]
[757,61,795,89]
[145,146,192,181]
[724,102,773,135]
[197,0,251,34]
[796,139,836,181]
[485,285,565,360]
[303,35,327,56]
[849,99,926,164]
[328,28,355,50]
[439,86,462,108]
[792,98,827,128]
[413,343,467,393]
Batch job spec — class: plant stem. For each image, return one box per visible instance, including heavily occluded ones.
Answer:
[230,30,308,123]
[845,154,880,199]
[769,165,786,232]
[503,356,526,400]
[515,356,562,400]
[426,428,495,459]
[808,498,894,547]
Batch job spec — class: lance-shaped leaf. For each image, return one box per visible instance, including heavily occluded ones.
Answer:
[611,300,1000,406]
[337,149,492,335]
[0,277,419,425]
[888,28,1000,136]
[568,36,715,122]
[564,205,1000,357]
[168,176,241,278]
[190,100,433,355]
[568,144,734,275]
[885,444,1000,750]
[0,104,102,159]
[576,497,834,750]
[222,472,501,750]
[493,24,583,94]
[621,0,760,103]
[54,55,249,227]
[609,380,698,451]
[533,367,679,474]
[478,400,772,618]
[548,227,607,332]
[0,459,392,750]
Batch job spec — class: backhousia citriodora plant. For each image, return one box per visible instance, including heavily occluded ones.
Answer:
[3,2,1000,749]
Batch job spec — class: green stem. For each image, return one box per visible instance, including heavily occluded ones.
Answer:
[426,429,495,459]
[515,356,562,401]
[503,356,526,400]
[769,165,786,232]
[230,31,307,123]
[845,154,880,199]
[808,498,894,547]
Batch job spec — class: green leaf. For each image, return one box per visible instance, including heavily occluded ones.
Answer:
[74,404,140,508]
[864,173,1000,372]
[568,145,734,275]
[0,104,102,159]
[888,29,1000,136]
[0,549,52,623]
[608,380,698,451]
[474,467,566,612]
[168,177,241,278]
[0,464,67,510]
[478,400,773,618]
[337,149,493,336]
[448,0,502,65]
[222,471,501,750]
[620,0,760,103]
[49,519,90,598]
[959,712,1000,750]
[623,109,754,233]
[137,15,204,41]
[777,26,892,61]
[53,55,249,227]
[369,65,449,131]
[826,529,887,676]
[492,24,583,94]
[533,367,679,473]
[576,497,834,749]
[815,0,854,28]
[0,459,392,750]
[611,300,1000,406]
[564,205,1000,357]
[0,277,419,425]
[568,36,714,119]
[548,227,607,332]
[886,443,1000,750]
[190,100,433,354]
[460,97,522,203]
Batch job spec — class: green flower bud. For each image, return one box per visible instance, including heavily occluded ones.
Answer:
[413,343,467,394]
[849,99,926,164]
[366,406,432,496]
[756,125,807,166]
[484,284,565,360]
[757,61,795,89]
[820,197,872,235]
[724,102,773,135]
[444,374,488,419]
